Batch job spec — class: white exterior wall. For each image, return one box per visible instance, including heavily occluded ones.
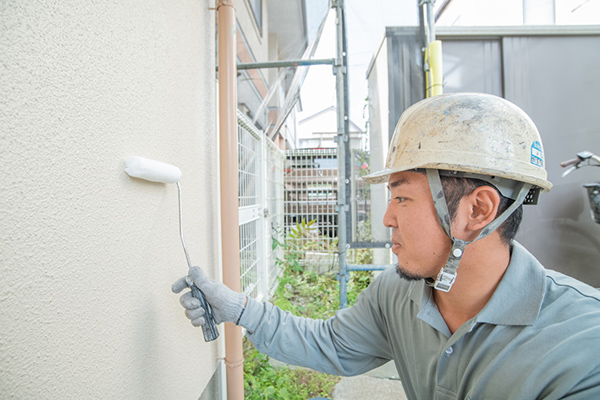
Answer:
[1,1,220,399]
[237,0,267,59]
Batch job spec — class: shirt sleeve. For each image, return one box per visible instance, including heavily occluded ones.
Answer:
[239,271,394,376]
[558,365,600,400]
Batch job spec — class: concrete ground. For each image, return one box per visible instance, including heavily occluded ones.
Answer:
[271,358,408,400]
[331,361,408,400]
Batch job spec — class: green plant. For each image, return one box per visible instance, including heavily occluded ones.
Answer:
[243,220,374,398]
[273,269,340,320]
[244,338,340,400]
[273,218,318,276]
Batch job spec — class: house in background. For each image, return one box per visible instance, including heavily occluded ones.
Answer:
[297,105,366,150]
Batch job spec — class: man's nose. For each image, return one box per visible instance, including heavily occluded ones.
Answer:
[383,201,396,228]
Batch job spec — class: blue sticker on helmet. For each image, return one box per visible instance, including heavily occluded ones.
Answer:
[531,141,543,167]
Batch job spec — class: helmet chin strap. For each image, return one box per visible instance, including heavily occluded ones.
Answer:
[425,169,531,292]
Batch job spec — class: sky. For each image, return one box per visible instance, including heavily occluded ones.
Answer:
[297,0,419,131]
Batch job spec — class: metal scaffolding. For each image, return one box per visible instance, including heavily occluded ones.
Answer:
[234,0,399,309]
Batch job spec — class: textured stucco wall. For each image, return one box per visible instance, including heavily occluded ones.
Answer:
[0,1,220,398]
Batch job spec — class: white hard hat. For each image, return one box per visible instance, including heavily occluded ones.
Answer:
[366,93,553,292]
[363,93,553,193]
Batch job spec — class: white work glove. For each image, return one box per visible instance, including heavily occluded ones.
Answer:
[172,266,246,327]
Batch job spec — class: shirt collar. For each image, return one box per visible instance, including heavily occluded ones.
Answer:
[475,240,546,326]
[409,280,453,336]
[409,240,546,327]
[409,279,426,307]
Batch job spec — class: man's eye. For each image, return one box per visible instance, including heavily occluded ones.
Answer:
[395,197,405,203]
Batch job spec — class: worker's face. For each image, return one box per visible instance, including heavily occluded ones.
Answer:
[383,171,451,281]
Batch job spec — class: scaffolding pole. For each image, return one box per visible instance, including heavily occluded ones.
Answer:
[215,58,336,72]
[420,0,443,97]
[332,0,352,309]
[236,58,335,70]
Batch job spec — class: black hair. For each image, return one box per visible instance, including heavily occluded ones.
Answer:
[439,176,522,244]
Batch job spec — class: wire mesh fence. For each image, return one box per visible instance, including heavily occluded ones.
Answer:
[282,148,380,274]
[350,148,374,244]
[237,111,284,301]
[284,149,339,273]
[265,138,285,296]
[237,118,379,301]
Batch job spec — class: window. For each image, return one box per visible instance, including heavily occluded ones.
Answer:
[248,0,262,32]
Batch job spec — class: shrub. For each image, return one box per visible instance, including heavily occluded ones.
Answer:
[244,218,373,399]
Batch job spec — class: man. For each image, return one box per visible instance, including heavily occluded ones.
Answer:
[173,93,600,399]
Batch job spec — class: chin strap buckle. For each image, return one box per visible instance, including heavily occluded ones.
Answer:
[434,269,457,292]
[433,239,466,292]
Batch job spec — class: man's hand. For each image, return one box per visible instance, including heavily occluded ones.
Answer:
[172,266,246,326]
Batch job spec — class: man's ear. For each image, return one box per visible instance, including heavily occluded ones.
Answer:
[466,186,501,231]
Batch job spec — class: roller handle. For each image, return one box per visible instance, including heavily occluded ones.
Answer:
[188,280,220,342]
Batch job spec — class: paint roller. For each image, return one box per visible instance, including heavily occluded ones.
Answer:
[125,156,219,342]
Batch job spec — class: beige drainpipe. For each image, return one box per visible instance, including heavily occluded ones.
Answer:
[217,1,244,399]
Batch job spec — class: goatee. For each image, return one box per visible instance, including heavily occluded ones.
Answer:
[395,263,426,281]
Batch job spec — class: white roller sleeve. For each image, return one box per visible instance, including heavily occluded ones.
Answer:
[124,156,182,183]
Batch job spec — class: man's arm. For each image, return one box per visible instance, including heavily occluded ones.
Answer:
[174,266,394,376]
[557,365,600,400]
[241,280,393,376]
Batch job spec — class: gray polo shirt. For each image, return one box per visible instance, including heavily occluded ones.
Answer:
[241,241,600,399]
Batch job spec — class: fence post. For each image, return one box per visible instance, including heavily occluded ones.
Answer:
[257,130,268,301]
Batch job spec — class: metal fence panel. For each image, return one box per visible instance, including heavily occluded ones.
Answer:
[239,219,260,299]
[350,149,373,244]
[284,149,339,272]
[265,139,285,297]
[237,112,284,301]
[282,148,380,278]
